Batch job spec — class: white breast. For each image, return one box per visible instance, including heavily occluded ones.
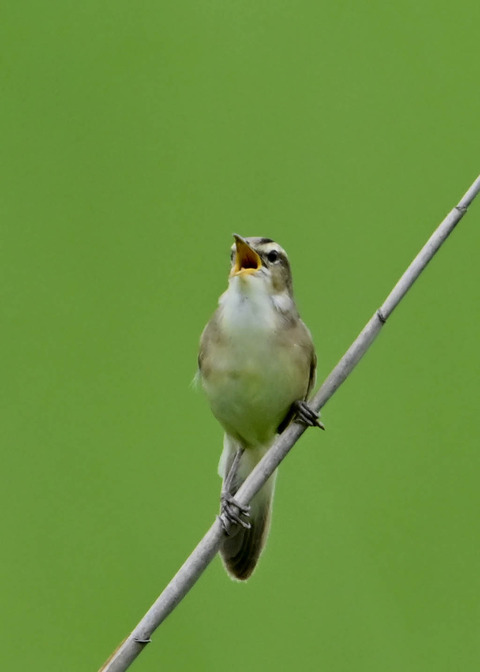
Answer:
[203,276,304,446]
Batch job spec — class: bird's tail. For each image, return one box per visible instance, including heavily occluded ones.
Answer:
[218,437,277,581]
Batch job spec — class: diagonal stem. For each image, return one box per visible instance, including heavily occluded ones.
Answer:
[99,174,480,672]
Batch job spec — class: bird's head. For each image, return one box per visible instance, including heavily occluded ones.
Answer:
[229,234,294,300]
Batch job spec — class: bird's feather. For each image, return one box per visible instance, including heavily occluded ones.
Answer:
[218,437,276,581]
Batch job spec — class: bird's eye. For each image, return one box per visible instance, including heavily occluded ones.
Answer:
[267,250,279,263]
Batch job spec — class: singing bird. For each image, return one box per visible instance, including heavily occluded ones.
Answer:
[198,235,322,581]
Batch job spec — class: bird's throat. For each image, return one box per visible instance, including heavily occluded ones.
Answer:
[219,276,277,335]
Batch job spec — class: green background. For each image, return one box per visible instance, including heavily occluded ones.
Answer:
[2,2,479,670]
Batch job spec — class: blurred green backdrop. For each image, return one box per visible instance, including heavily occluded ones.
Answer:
[2,2,480,671]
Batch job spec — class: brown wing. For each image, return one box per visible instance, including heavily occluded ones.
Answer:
[277,319,317,433]
[197,309,221,378]
[306,349,317,399]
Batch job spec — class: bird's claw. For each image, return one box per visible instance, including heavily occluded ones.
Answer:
[219,493,251,535]
[293,400,325,430]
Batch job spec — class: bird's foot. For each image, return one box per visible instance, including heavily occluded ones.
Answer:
[219,492,251,535]
[293,400,325,430]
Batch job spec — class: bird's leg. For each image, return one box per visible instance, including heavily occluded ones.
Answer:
[219,447,251,535]
[292,400,325,430]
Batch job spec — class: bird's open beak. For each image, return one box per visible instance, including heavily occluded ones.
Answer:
[230,234,262,277]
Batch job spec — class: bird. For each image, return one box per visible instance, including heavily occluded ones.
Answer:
[198,235,322,581]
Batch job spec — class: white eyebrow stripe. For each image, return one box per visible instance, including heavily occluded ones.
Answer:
[257,242,287,257]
